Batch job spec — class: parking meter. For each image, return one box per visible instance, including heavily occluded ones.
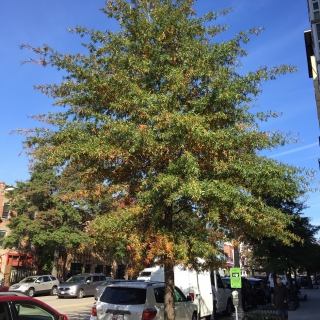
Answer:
[232,290,239,307]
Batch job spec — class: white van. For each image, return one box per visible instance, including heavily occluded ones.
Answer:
[137,265,213,319]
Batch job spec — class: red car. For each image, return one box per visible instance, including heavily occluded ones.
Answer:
[0,283,9,293]
[0,292,68,319]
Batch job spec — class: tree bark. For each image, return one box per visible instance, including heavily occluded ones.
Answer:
[164,257,175,320]
[164,205,175,320]
[51,248,59,277]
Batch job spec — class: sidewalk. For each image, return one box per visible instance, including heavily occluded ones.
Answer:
[286,287,320,320]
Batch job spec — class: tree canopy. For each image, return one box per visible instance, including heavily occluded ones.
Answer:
[16,1,314,319]
[244,198,320,276]
[4,167,110,276]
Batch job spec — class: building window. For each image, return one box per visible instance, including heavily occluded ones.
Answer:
[316,23,320,55]
[313,0,320,19]
[2,203,9,219]
[0,231,7,248]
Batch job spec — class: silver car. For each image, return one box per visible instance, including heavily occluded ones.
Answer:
[58,273,107,298]
[9,275,60,297]
[90,281,197,320]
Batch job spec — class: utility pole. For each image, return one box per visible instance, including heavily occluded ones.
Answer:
[233,242,246,320]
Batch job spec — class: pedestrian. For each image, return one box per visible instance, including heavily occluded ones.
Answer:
[273,277,289,320]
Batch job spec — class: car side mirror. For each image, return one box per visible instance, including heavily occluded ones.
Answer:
[186,295,192,301]
[86,280,91,284]
[35,280,40,284]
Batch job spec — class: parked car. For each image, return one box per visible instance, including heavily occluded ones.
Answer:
[0,291,69,319]
[0,282,9,293]
[247,278,271,304]
[90,280,197,320]
[9,274,60,297]
[292,276,302,289]
[298,275,310,287]
[58,273,107,298]
[94,278,123,300]
[221,277,257,311]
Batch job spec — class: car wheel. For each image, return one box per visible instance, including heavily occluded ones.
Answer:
[51,286,58,295]
[27,288,35,297]
[77,289,84,298]
[191,311,197,320]
[223,299,233,317]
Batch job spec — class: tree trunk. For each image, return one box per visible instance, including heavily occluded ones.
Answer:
[306,269,313,288]
[164,257,175,320]
[51,248,59,277]
[111,260,118,278]
[164,205,175,320]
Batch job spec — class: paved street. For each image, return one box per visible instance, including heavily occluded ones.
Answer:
[35,287,320,320]
[282,288,320,320]
[35,295,94,319]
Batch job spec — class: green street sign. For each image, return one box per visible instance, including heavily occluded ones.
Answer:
[230,268,242,288]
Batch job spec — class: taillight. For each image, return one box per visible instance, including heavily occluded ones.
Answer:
[189,292,195,301]
[91,306,97,317]
[142,308,157,320]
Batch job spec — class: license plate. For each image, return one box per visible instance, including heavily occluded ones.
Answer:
[60,291,65,294]
[112,315,124,320]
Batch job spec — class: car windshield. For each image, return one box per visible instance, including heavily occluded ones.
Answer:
[66,276,86,283]
[139,272,151,277]
[19,277,37,283]
[100,287,146,305]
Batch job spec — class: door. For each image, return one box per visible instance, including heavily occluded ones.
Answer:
[216,274,228,313]
[153,286,191,320]
[90,275,102,295]
[174,287,193,320]
[36,276,47,293]
[196,270,213,318]
[84,276,95,296]
[42,276,53,293]
[243,279,255,307]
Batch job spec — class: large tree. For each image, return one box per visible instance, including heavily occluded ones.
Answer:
[18,1,313,318]
[4,167,110,277]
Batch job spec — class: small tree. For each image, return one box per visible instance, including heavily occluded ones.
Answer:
[18,1,313,319]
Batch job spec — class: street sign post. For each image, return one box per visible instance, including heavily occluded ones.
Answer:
[230,268,241,288]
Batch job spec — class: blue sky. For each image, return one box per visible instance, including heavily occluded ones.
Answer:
[1,0,319,227]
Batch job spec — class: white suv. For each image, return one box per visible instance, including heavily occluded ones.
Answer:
[9,275,60,297]
[90,281,197,320]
